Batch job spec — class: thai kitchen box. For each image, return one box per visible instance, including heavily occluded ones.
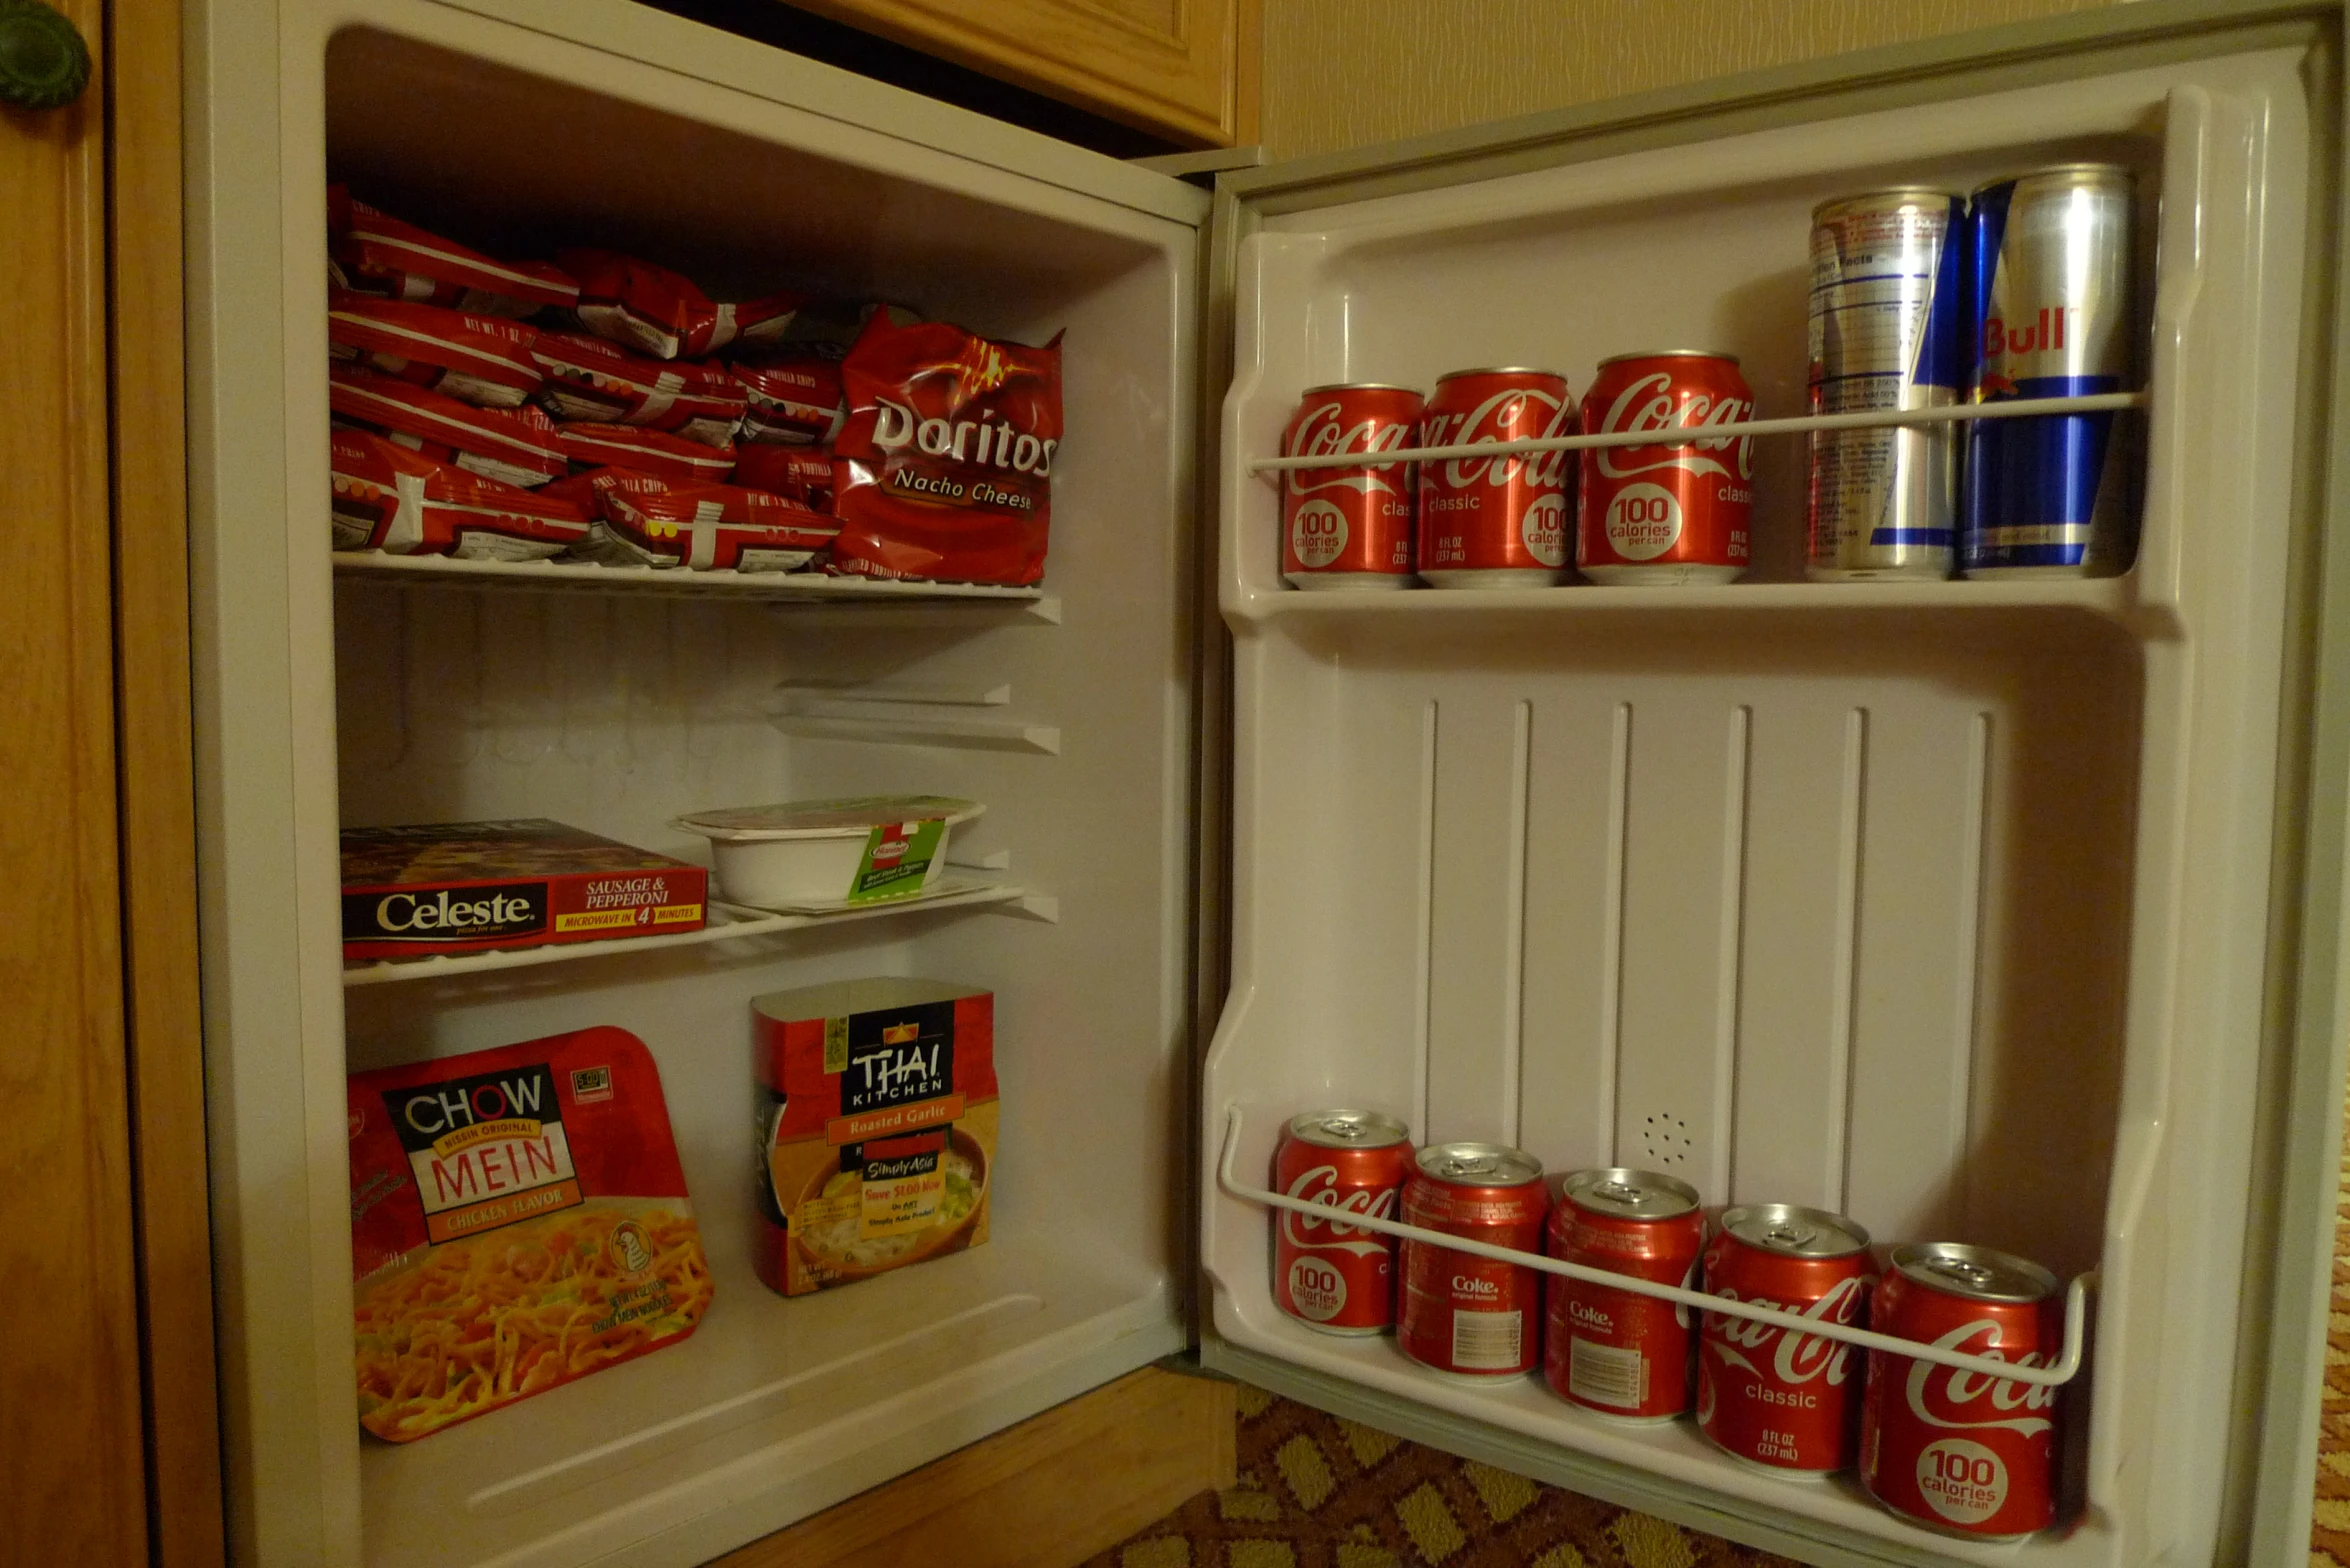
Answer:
[753,979,996,1295]
[341,819,706,959]
[347,1026,712,1441]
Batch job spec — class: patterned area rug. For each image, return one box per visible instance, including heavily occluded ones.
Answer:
[1084,1383,1801,1568]
[2311,1118,2350,1562]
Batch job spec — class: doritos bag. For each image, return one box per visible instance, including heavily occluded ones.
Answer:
[327,187,578,319]
[560,248,802,361]
[830,314,1061,586]
[331,429,590,559]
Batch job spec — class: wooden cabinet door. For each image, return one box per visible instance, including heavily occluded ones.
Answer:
[788,0,1258,147]
[0,0,221,1562]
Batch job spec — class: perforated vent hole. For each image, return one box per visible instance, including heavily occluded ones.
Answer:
[1642,1112,1692,1167]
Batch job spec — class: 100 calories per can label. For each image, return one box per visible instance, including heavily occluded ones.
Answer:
[1963,164,2138,576]
[1806,190,1965,580]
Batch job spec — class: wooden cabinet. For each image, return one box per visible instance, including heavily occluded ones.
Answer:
[787,0,1258,147]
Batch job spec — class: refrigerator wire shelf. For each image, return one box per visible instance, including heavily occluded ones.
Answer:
[339,877,1030,986]
[331,549,1051,605]
[1217,1105,2095,1388]
[1247,390,2151,475]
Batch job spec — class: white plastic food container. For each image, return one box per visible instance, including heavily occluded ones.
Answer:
[674,796,983,910]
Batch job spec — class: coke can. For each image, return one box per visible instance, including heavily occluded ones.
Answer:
[1697,1203,1872,1476]
[1806,190,1965,580]
[1962,164,2138,577]
[1271,1109,1414,1334]
[1578,352,1755,584]
[1397,1142,1547,1378]
[1860,1243,2062,1539]
[1280,384,1425,590]
[1543,1167,1704,1422]
[1415,368,1575,588]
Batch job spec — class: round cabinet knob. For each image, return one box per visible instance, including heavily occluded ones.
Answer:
[0,1,91,112]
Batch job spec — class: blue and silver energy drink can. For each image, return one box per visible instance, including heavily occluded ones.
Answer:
[1806,189,1966,580]
[1962,165,2138,577]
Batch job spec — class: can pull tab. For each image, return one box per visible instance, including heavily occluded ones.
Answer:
[1764,1222,1816,1251]
[1436,1155,1497,1180]
[1595,1180,1645,1206]
[1927,1256,1998,1291]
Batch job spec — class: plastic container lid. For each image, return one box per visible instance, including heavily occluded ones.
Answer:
[675,795,983,841]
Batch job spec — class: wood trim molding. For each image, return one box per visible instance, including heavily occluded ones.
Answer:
[711,1366,1237,1568]
[785,0,1256,147]
[106,0,228,1563]
[1,0,151,1559]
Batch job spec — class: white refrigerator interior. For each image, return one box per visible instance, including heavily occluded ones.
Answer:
[1203,30,2325,1568]
[190,3,1206,1564]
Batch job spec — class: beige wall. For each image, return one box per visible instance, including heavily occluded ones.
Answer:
[1259,0,2116,160]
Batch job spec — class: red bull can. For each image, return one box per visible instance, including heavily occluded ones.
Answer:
[1806,190,1965,580]
[1962,165,2138,577]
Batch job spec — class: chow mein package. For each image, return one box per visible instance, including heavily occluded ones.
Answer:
[328,187,578,319]
[559,247,803,361]
[330,428,590,560]
[348,1026,711,1442]
[327,293,544,409]
[752,979,996,1296]
[531,329,746,444]
[830,313,1062,585]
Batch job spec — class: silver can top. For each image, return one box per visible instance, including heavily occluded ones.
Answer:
[1812,187,1960,221]
[1720,1203,1870,1258]
[1975,162,2136,196]
[1298,381,1423,398]
[1414,1141,1543,1188]
[1594,349,1741,369]
[1433,366,1568,384]
[1891,1242,2057,1304]
[1285,1109,1411,1149]
[1561,1166,1700,1221]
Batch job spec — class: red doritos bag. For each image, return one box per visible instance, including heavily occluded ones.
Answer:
[530,330,745,445]
[327,293,544,409]
[830,314,1062,586]
[328,187,578,319]
[560,248,803,361]
[330,429,590,559]
[330,367,569,488]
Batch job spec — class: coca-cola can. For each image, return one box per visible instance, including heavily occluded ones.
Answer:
[1271,1109,1414,1334]
[1860,1243,2062,1539]
[1398,1142,1547,1378]
[1698,1203,1872,1476]
[1280,384,1426,590]
[1543,1168,1704,1422]
[1415,368,1575,588]
[1578,351,1756,585]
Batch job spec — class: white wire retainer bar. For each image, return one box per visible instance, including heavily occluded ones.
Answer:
[1247,391,2149,475]
[1217,1106,2094,1387]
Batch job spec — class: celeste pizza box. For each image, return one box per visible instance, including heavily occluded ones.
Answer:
[341,819,706,960]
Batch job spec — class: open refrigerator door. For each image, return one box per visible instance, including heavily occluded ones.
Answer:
[188,1,1211,1563]
[1200,6,2350,1567]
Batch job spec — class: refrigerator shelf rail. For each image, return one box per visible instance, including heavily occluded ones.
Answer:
[1246,390,2150,474]
[1217,1107,2095,1388]
[339,877,1029,987]
[330,548,1052,604]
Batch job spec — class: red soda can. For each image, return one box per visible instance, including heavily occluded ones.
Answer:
[1543,1168,1704,1421]
[1578,351,1756,584]
[1280,384,1425,590]
[1415,368,1575,588]
[1697,1203,1872,1476]
[1271,1109,1414,1333]
[1860,1244,2062,1539]
[1397,1142,1547,1378]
